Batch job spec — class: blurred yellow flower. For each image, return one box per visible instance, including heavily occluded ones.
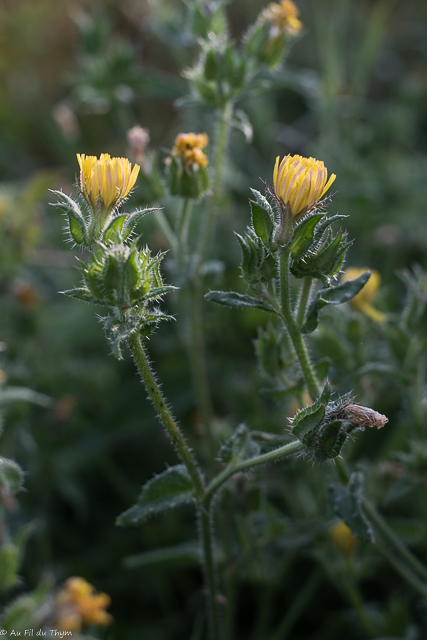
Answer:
[330,521,357,557]
[77,153,140,209]
[264,0,303,36]
[342,267,386,324]
[273,154,336,216]
[55,576,112,631]
[170,133,209,171]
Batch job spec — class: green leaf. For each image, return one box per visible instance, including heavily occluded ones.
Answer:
[286,213,323,259]
[143,285,178,302]
[205,291,276,313]
[0,387,53,408]
[250,193,274,245]
[62,287,102,305]
[123,208,157,240]
[219,424,260,464]
[301,272,371,334]
[328,472,374,542]
[124,541,201,569]
[116,465,195,526]
[292,405,325,443]
[68,212,87,245]
[0,457,23,494]
[103,214,127,244]
[291,383,331,442]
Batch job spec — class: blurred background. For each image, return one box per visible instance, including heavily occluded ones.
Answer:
[1,0,427,638]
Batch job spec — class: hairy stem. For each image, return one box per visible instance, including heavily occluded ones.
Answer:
[127,333,223,639]
[296,276,313,328]
[204,440,302,508]
[127,333,205,496]
[278,250,321,399]
[177,197,192,263]
[199,507,222,640]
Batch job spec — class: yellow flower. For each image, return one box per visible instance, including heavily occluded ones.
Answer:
[330,521,357,557]
[264,0,303,36]
[273,154,336,217]
[342,267,386,323]
[77,153,140,209]
[170,133,209,171]
[55,577,112,631]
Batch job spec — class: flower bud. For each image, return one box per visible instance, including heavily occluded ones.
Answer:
[166,132,209,198]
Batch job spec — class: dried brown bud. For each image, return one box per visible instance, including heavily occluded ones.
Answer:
[344,404,388,429]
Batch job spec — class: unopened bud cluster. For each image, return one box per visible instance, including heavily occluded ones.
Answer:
[166,132,209,198]
[290,383,388,462]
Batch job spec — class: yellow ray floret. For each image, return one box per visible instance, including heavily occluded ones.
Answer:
[273,154,336,216]
[56,577,113,631]
[171,133,209,170]
[342,267,387,323]
[77,153,140,209]
[264,0,303,36]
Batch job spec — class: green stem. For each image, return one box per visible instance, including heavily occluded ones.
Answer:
[127,333,221,639]
[199,507,222,640]
[189,277,215,458]
[278,250,321,399]
[296,276,313,328]
[177,197,192,262]
[335,458,427,587]
[155,209,179,256]
[373,530,427,599]
[341,577,377,639]
[196,101,233,271]
[270,568,322,640]
[127,332,204,497]
[361,497,427,584]
[204,440,302,508]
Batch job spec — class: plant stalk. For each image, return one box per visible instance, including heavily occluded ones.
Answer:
[127,332,204,497]
[204,440,302,508]
[296,276,313,328]
[127,333,222,639]
[278,250,321,399]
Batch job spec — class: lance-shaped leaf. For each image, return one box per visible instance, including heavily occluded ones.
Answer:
[286,213,324,259]
[124,541,201,569]
[117,465,195,526]
[103,214,127,244]
[205,291,277,313]
[300,272,371,334]
[52,191,88,246]
[250,190,274,245]
[62,287,103,305]
[291,383,331,442]
[122,208,158,240]
[328,471,374,542]
[219,424,260,464]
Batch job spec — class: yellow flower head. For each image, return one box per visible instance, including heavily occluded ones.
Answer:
[55,577,112,632]
[264,0,303,36]
[273,154,336,216]
[330,521,357,557]
[171,133,209,171]
[77,153,140,209]
[342,267,386,323]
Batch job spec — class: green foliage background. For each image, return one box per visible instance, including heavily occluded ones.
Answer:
[1,0,427,638]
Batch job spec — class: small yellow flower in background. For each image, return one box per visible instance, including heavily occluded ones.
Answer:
[170,133,209,171]
[77,153,140,210]
[330,521,357,557]
[273,154,336,217]
[342,267,387,324]
[55,576,112,631]
[264,0,303,37]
